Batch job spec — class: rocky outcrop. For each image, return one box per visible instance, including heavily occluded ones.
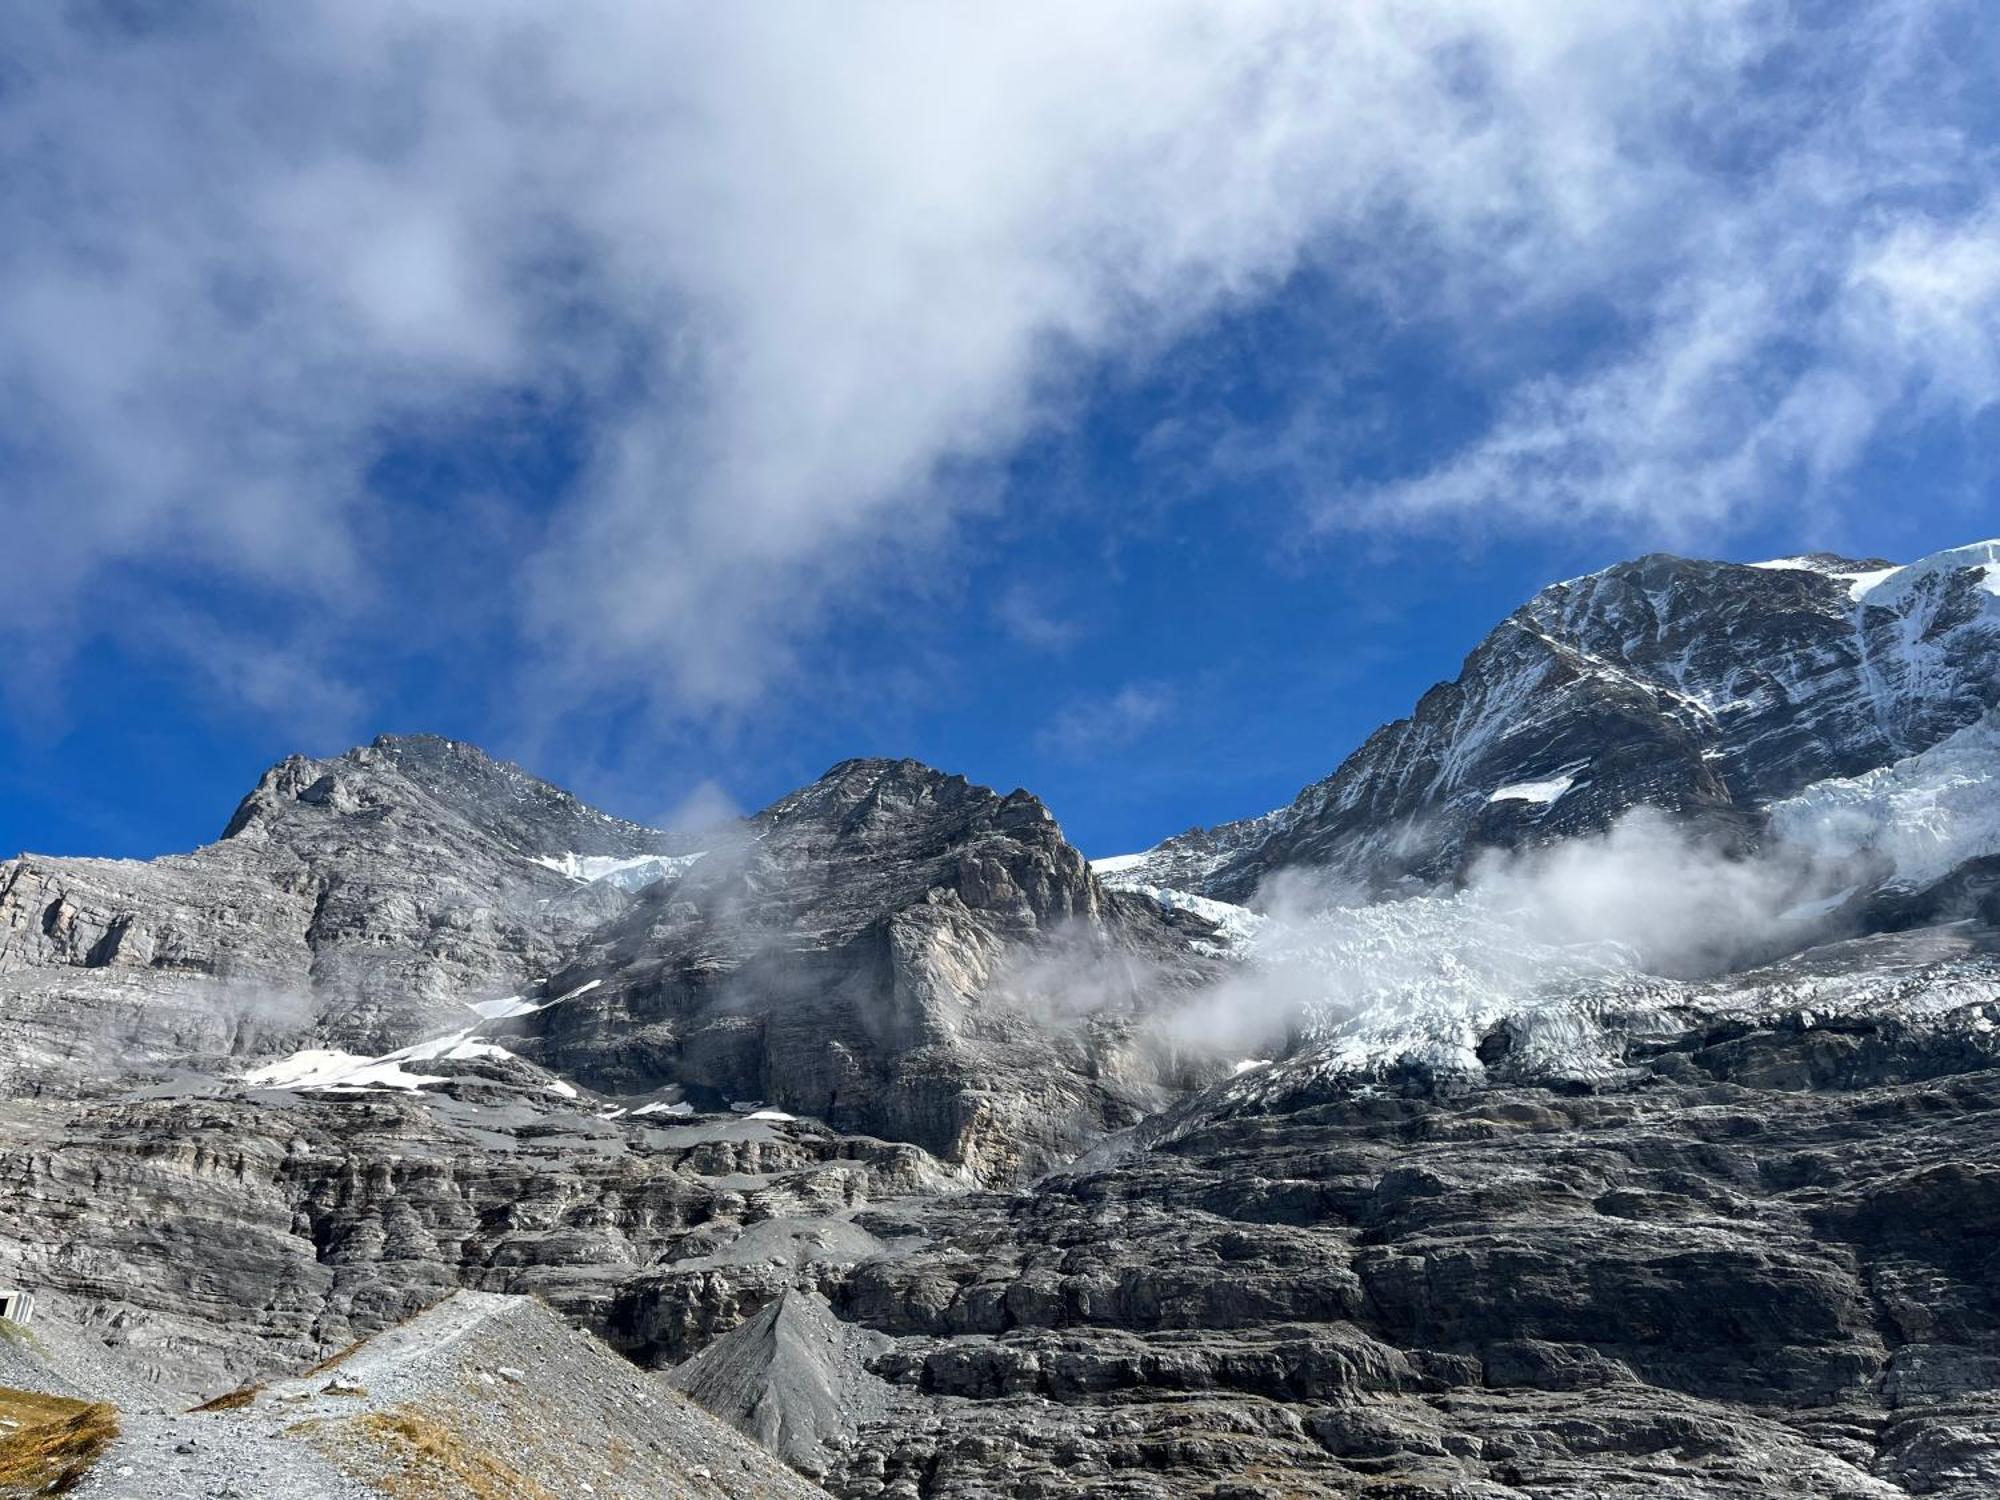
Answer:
[1116,543,2000,902]
[503,759,1223,1178]
[0,1074,963,1399]
[0,735,677,1082]
[764,922,2000,1497]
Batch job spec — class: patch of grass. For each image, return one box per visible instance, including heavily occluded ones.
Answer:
[342,1409,557,1500]
[189,1383,262,1413]
[0,1386,119,1495]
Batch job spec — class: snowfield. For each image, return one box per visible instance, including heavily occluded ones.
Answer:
[1770,711,2000,892]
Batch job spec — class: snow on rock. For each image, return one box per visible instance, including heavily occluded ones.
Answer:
[1851,539,2000,609]
[244,1013,580,1098]
[392,1028,517,1065]
[531,850,706,891]
[465,976,599,1022]
[1771,711,2000,892]
[1089,853,1149,877]
[1487,774,1577,806]
[744,1109,797,1122]
[1113,882,1267,956]
[466,994,541,1021]
[244,1049,448,1093]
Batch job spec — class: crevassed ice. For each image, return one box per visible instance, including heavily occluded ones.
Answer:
[1770,711,2000,892]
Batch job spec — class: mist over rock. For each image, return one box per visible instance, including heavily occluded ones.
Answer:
[3,545,2000,1496]
[0,734,671,1082]
[504,756,1221,1180]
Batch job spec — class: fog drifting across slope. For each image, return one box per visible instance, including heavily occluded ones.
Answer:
[1153,718,2000,1074]
[1157,807,1832,1067]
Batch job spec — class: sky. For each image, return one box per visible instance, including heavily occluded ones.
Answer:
[2,1,1998,862]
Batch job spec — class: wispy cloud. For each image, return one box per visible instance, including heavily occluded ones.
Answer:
[1038,683,1175,759]
[1325,8,2000,544]
[0,1,1991,734]
[993,585,1084,653]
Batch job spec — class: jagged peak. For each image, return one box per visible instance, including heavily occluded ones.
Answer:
[220,733,671,860]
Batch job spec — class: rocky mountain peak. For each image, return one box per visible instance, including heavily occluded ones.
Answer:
[4,546,2000,1497]
[1108,537,2000,903]
[220,732,675,864]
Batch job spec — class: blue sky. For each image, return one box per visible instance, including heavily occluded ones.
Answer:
[3,3,1998,861]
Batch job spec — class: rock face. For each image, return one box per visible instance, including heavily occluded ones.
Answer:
[4,542,2000,1498]
[780,921,2000,1498]
[1114,542,2000,902]
[0,733,674,1084]
[506,758,1220,1179]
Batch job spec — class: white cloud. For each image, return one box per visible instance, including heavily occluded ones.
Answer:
[0,1,1988,726]
[1332,9,2000,544]
[993,585,1084,653]
[1038,683,1175,759]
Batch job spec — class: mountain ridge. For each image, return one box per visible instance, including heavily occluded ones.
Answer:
[1101,538,2000,903]
[2,538,2000,1496]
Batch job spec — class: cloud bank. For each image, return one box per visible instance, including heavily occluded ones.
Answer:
[3,2,1995,725]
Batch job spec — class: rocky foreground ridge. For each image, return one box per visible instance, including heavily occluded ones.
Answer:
[0,541,1998,1497]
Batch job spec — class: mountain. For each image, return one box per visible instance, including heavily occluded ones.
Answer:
[2,541,2000,1497]
[498,756,1222,1178]
[1107,540,2000,903]
[0,733,672,1081]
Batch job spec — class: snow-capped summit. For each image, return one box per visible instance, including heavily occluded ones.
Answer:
[1104,540,2000,903]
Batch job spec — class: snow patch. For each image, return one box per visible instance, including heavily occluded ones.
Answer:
[466,994,541,1021]
[244,1049,448,1094]
[532,851,706,891]
[1117,883,1266,956]
[1089,853,1149,876]
[1850,539,2000,608]
[1487,774,1576,806]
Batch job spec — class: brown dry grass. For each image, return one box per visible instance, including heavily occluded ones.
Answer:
[343,1409,557,1500]
[0,1386,119,1495]
[189,1382,261,1413]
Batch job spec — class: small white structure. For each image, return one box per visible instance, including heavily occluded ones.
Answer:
[0,1287,35,1325]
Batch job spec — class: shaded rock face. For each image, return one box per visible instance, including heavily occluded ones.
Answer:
[771,925,2000,1498]
[0,1079,962,1399]
[1123,545,2000,902]
[508,759,1218,1178]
